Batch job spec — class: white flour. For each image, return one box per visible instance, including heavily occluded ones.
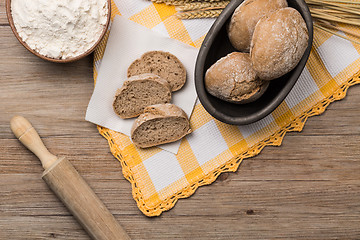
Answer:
[11,0,108,59]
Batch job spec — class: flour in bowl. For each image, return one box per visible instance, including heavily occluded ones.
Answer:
[11,0,108,59]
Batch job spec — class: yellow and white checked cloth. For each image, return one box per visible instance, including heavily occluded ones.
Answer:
[93,0,360,216]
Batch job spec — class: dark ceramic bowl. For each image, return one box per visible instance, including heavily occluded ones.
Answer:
[195,0,313,125]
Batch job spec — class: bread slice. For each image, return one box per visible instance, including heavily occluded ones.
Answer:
[113,73,171,119]
[127,51,186,92]
[131,103,192,148]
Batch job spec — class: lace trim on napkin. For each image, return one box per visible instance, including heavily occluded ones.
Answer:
[96,69,360,216]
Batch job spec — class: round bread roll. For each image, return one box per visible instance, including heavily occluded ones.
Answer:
[250,7,309,80]
[205,52,269,104]
[228,0,287,52]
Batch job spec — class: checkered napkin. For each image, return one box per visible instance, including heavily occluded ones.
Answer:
[92,0,360,216]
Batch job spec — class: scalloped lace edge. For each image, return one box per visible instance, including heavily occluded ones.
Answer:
[97,70,360,217]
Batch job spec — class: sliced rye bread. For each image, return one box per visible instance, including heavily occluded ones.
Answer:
[127,51,187,92]
[113,73,171,119]
[131,103,192,148]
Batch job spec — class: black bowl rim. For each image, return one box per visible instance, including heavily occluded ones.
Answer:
[195,0,314,125]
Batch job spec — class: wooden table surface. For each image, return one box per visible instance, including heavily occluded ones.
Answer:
[1,3,360,240]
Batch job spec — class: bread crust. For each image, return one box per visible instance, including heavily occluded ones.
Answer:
[228,0,287,52]
[250,7,309,80]
[127,51,187,92]
[131,103,191,148]
[113,73,171,119]
[205,52,268,104]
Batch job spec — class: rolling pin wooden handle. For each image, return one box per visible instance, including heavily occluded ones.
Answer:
[42,157,131,240]
[10,116,57,169]
[11,116,131,240]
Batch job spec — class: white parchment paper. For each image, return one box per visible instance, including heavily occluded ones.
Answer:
[86,16,199,154]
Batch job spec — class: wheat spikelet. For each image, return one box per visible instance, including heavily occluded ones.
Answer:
[177,9,222,19]
[176,1,229,11]
[151,0,225,5]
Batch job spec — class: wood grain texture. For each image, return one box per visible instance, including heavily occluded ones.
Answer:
[0,1,7,25]
[42,158,130,240]
[1,3,360,239]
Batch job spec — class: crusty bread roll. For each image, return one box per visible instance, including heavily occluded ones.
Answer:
[228,0,287,52]
[127,51,186,92]
[250,7,309,80]
[113,73,171,119]
[205,52,269,104]
[131,103,191,148]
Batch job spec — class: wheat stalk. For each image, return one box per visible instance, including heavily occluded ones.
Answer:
[306,0,360,5]
[327,22,359,35]
[310,9,360,26]
[314,22,360,45]
[308,1,360,44]
[317,19,360,37]
[307,1,360,18]
[318,0,360,3]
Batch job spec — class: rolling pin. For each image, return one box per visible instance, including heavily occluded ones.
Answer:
[10,116,131,240]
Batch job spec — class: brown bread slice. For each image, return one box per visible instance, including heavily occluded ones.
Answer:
[131,103,192,148]
[127,51,187,92]
[113,73,171,119]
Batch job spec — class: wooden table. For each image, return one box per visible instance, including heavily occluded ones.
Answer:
[1,3,360,240]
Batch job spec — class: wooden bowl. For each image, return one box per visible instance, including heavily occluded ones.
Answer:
[195,0,313,125]
[5,0,111,63]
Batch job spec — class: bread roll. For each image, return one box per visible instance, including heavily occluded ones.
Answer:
[113,73,171,119]
[228,0,287,52]
[127,51,186,92]
[250,7,309,80]
[131,103,191,148]
[205,52,269,104]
